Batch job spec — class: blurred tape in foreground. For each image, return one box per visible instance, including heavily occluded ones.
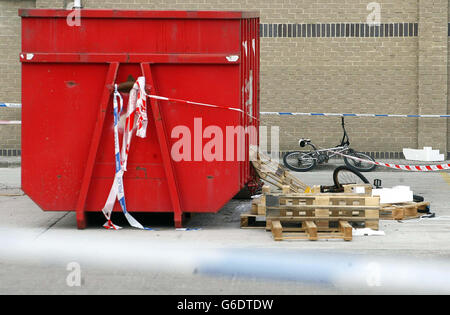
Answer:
[0,232,449,294]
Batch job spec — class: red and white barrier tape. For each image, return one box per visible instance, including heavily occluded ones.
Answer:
[148,94,259,121]
[333,151,450,172]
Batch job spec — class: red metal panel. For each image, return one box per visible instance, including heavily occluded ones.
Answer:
[75,62,119,229]
[20,53,240,64]
[239,19,245,188]
[20,9,260,226]
[21,16,241,54]
[22,63,111,211]
[19,9,260,20]
[141,62,183,228]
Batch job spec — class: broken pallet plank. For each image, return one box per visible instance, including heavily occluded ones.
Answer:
[250,147,308,193]
[381,201,430,220]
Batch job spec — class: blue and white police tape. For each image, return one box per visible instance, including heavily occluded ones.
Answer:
[1,103,21,124]
[3,234,450,294]
[3,101,450,119]
[0,103,21,108]
[260,112,450,118]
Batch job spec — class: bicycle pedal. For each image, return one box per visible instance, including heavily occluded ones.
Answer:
[373,179,382,189]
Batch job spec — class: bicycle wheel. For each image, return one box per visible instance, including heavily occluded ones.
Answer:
[283,151,317,172]
[344,151,377,172]
[333,166,370,187]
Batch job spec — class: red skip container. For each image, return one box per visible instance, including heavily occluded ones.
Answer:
[20,9,260,228]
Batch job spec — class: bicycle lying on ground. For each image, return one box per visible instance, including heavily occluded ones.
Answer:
[283,117,377,172]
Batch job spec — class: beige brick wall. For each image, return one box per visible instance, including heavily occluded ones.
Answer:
[0,0,448,157]
[39,0,419,22]
[448,1,450,156]
[418,0,448,154]
[260,36,419,152]
[0,0,35,150]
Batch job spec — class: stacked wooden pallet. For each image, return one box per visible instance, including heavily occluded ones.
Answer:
[241,185,381,241]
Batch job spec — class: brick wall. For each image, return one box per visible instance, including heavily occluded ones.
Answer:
[0,0,35,152]
[418,0,448,155]
[448,1,450,157]
[0,0,448,157]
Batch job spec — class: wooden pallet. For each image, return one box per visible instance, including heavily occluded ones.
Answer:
[242,184,380,241]
[271,220,353,241]
[265,193,380,230]
[380,201,431,220]
[250,146,308,193]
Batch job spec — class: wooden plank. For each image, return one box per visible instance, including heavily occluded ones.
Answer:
[343,184,372,196]
[380,201,430,220]
[251,201,258,215]
[267,216,378,222]
[263,220,352,241]
[363,196,380,230]
[392,208,404,220]
[314,196,330,229]
[304,221,318,241]
[266,204,380,211]
[250,147,308,193]
[251,196,265,215]
[404,204,418,218]
[282,185,291,194]
[240,216,249,228]
[311,185,321,193]
[281,234,347,240]
[255,174,284,190]
[339,221,353,241]
[262,185,271,194]
[416,201,431,210]
[257,202,266,216]
[271,220,283,241]
[267,193,381,199]
[265,218,272,231]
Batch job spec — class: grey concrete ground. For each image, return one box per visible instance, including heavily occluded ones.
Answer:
[0,156,20,168]
[0,162,449,295]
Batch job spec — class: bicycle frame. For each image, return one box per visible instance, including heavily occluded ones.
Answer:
[303,144,352,162]
[300,117,352,163]
[285,117,376,172]
[340,117,350,146]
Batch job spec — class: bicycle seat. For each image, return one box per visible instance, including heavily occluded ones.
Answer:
[299,138,311,147]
